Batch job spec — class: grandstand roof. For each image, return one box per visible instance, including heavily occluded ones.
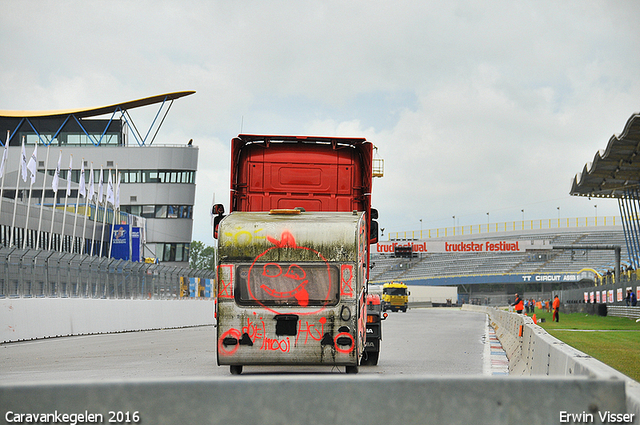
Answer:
[0,91,195,119]
[571,112,640,198]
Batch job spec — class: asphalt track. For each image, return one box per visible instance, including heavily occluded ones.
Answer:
[0,308,491,381]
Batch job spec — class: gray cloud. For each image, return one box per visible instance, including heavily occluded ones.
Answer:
[1,0,639,244]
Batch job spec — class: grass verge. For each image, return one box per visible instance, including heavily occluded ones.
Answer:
[531,309,640,382]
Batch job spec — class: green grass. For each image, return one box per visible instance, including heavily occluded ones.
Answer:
[532,310,640,382]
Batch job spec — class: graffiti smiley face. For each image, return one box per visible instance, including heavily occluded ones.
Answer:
[259,263,310,307]
[239,230,339,315]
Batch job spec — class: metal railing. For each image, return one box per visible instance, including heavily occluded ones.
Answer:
[556,270,640,306]
[0,247,215,299]
[389,216,619,240]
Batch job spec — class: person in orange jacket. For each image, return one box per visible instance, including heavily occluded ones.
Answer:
[511,293,524,314]
[552,295,560,322]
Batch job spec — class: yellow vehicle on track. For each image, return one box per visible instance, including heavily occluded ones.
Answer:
[382,282,410,312]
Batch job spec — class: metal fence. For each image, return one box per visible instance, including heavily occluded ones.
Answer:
[555,271,640,307]
[389,215,619,241]
[0,247,215,299]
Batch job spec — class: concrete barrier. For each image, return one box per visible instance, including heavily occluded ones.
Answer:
[0,376,628,425]
[0,298,215,343]
[463,304,640,421]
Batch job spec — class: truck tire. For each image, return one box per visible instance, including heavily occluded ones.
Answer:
[345,365,359,374]
[230,365,243,375]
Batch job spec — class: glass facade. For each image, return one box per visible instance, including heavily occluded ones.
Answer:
[48,169,195,185]
[121,205,192,219]
[121,170,195,184]
[156,243,190,263]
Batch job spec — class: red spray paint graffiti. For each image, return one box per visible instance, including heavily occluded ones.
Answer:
[247,230,333,315]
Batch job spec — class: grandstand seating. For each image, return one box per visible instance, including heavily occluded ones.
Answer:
[370,226,629,283]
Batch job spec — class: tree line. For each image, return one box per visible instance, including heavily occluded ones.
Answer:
[189,241,216,270]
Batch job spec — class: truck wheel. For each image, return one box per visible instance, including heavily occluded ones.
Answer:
[230,365,243,375]
[345,365,359,374]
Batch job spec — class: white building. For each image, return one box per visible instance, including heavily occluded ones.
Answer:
[0,91,198,265]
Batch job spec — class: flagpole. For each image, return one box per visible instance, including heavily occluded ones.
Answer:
[90,199,98,256]
[92,165,103,256]
[0,131,10,247]
[108,166,118,259]
[23,178,34,249]
[23,142,38,249]
[49,151,62,251]
[71,158,84,253]
[36,146,50,249]
[10,137,27,247]
[82,162,95,255]
[100,168,112,257]
[71,180,81,253]
[59,154,72,253]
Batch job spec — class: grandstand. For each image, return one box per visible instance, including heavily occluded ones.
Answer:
[370,221,628,289]
[370,112,640,307]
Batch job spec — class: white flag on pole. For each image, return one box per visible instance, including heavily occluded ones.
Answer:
[0,141,8,178]
[98,166,104,201]
[115,172,121,209]
[52,151,61,192]
[79,161,86,198]
[20,140,27,182]
[88,163,95,201]
[66,155,72,194]
[106,171,114,205]
[27,143,38,184]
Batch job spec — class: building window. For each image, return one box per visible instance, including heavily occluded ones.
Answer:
[141,205,155,218]
[155,242,190,263]
[167,205,178,219]
[155,205,167,218]
[121,204,192,219]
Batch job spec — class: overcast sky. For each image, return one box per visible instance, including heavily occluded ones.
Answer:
[2,1,639,246]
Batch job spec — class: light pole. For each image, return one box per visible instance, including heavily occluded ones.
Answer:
[594,204,598,225]
[420,219,423,239]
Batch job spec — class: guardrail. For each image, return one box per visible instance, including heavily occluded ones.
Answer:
[462,304,640,421]
[555,275,640,307]
[0,247,214,299]
[389,215,619,240]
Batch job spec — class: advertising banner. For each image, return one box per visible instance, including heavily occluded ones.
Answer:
[131,227,141,262]
[375,240,526,254]
[189,277,198,297]
[204,279,214,297]
[111,224,130,261]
